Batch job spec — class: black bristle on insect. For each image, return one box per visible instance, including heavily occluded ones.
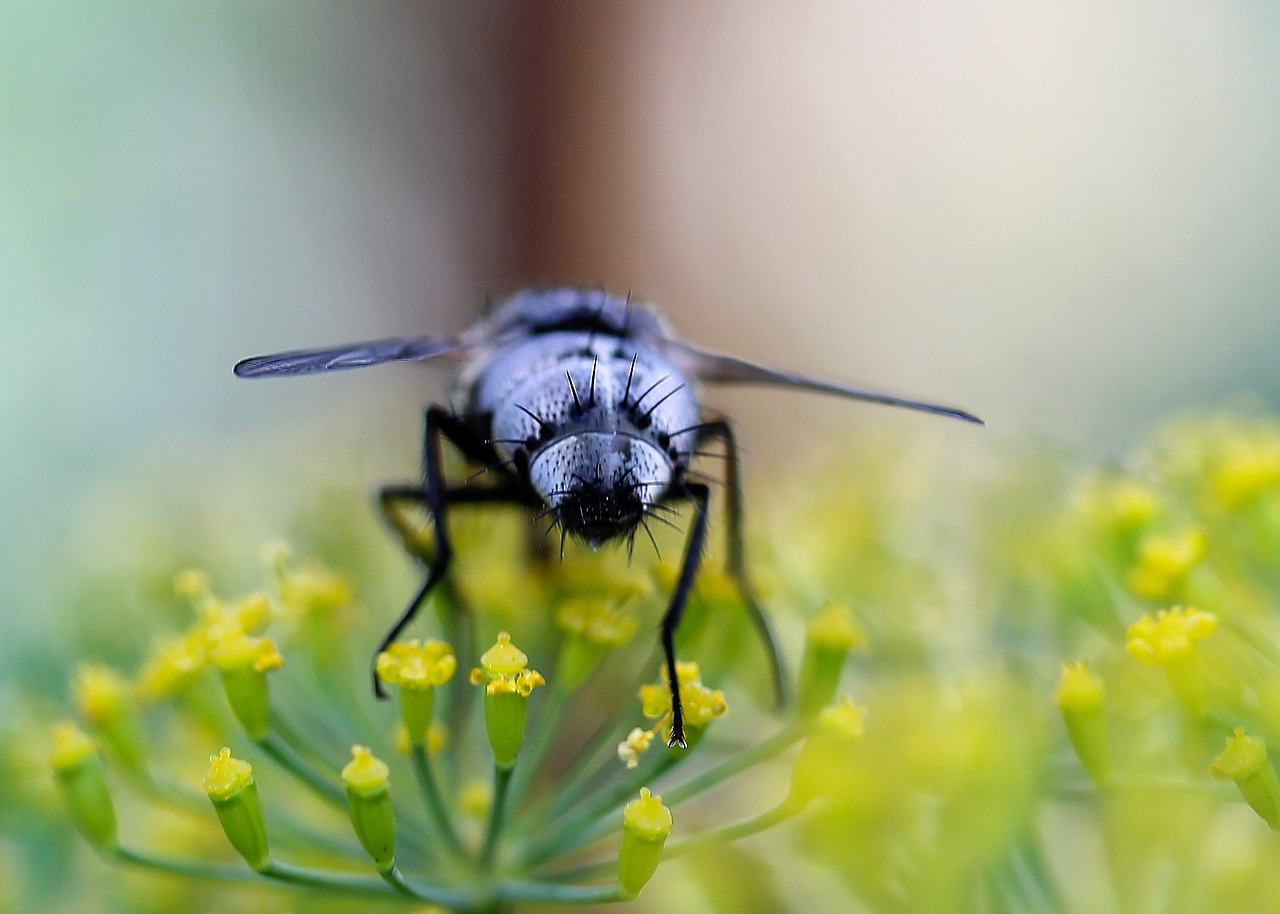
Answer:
[565,371,584,416]
[631,376,670,411]
[639,517,661,560]
[620,353,639,406]
[464,459,515,484]
[639,382,688,423]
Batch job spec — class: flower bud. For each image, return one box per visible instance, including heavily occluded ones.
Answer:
[50,723,117,848]
[1125,530,1206,601]
[1125,606,1218,715]
[798,603,866,716]
[269,546,354,621]
[211,633,284,740]
[73,665,147,774]
[1054,660,1111,785]
[376,640,457,745]
[341,746,397,871]
[618,788,673,898]
[788,698,865,808]
[471,633,545,770]
[555,598,637,692]
[204,747,270,870]
[1210,728,1280,829]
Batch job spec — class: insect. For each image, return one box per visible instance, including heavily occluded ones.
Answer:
[235,287,981,746]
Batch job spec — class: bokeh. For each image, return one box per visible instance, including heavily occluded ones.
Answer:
[6,3,1280,913]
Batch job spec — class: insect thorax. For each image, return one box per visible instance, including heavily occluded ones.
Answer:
[471,331,700,544]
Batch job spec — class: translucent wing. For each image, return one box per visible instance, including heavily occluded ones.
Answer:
[234,334,471,378]
[666,341,983,425]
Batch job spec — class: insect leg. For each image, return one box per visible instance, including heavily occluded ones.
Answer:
[695,417,789,710]
[371,406,503,699]
[658,481,712,748]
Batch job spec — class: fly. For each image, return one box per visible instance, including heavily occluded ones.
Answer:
[234,287,982,746]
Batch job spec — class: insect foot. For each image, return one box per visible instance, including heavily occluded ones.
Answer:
[49,528,844,909]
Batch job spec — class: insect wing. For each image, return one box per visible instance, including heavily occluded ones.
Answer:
[234,334,472,378]
[665,341,983,425]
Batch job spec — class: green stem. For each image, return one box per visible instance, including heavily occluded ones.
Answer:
[112,846,394,898]
[538,665,654,820]
[495,880,623,904]
[527,723,802,866]
[481,766,515,869]
[662,725,803,807]
[528,749,683,864]
[412,743,467,859]
[256,732,435,855]
[505,687,568,815]
[255,733,347,807]
[379,863,420,897]
[1052,777,1232,800]
[113,842,623,908]
[269,710,344,777]
[665,802,795,858]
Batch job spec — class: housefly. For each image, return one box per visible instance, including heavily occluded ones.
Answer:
[235,287,982,746]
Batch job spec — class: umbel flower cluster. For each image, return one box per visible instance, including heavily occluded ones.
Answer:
[38,408,1280,913]
[48,509,865,911]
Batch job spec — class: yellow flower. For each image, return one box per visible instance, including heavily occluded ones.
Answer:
[1210,436,1280,510]
[1210,729,1280,829]
[378,640,458,744]
[640,661,728,730]
[470,632,546,697]
[342,746,396,871]
[49,723,116,848]
[266,543,354,621]
[1126,606,1220,715]
[1078,476,1160,536]
[617,727,656,769]
[211,633,285,740]
[1054,660,1110,784]
[377,640,457,691]
[1125,530,1206,601]
[136,631,207,702]
[618,788,673,898]
[204,747,270,870]
[471,632,545,769]
[555,598,638,691]
[1125,606,1218,667]
[73,665,146,773]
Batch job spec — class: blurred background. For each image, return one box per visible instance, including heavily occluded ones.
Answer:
[4,0,1280,781]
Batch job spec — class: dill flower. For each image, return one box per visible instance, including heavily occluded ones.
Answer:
[376,639,457,744]
[638,660,727,750]
[204,747,270,871]
[1125,529,1207,601]
[471,631,545,771]
[49,723,116,848]
[617,788,673,898]
[42,408,1280,914]
[210,631,285,740]
[1126,605,1220,714]
[1055,659,1111,784]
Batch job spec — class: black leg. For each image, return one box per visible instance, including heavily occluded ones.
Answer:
[695,418,789,710]
[372,406,526,699]
[659,481,712,748]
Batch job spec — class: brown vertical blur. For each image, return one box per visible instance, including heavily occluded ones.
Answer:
[507,3,640,287]
[501,3,1280,456]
